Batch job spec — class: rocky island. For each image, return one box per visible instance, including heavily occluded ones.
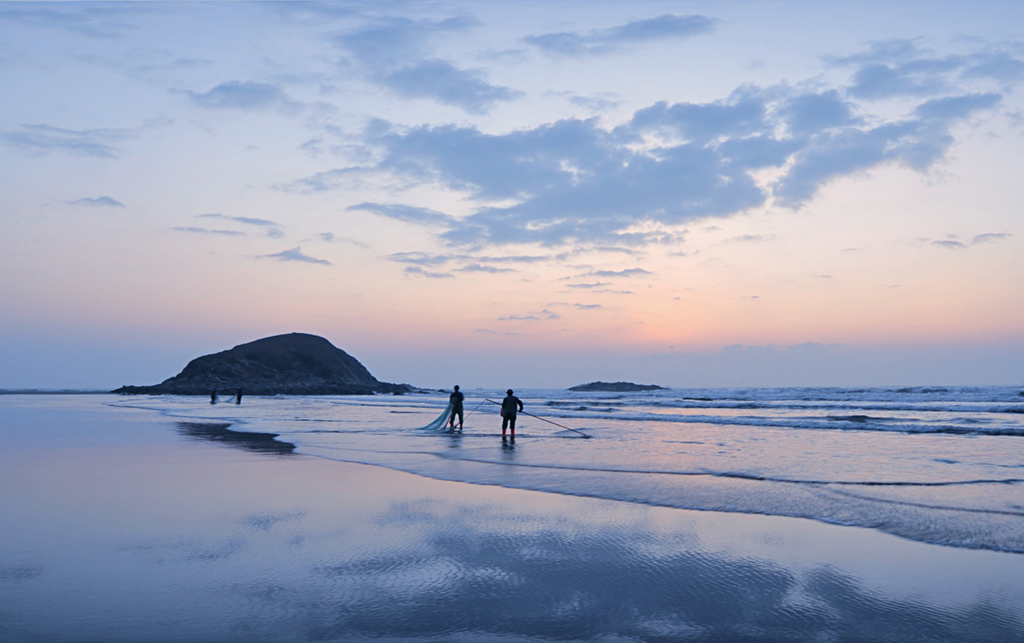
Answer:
[568,381,666,392]
[114,333,409,396]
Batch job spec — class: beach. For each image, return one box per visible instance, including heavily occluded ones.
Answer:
[1,394,1023,642]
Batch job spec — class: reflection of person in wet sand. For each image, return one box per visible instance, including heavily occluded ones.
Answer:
[448,385,464,431]
[500,389,523,441]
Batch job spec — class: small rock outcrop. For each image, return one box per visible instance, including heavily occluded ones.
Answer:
[568,381,666,392]
[114,333,408,395]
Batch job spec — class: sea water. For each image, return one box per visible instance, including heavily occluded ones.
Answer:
[111,386,1024,554]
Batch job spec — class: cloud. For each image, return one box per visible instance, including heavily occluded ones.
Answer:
[924,232,1013,249]
[188,213,284,239]
[589,268,651,277]
[185,81,292,110]
[549,91,622,112]
[198,213,280,227]
[566,282,610,289]
[67,196,124,207]
[962,52,1024,84]
[847,63,951,99]
[592,246,643,256]
[368,114,768,246]
[349,202,456,227]
[387,252,456,266]
[336,16,519,114]
[404,266,453,279]
[773,94,1002,206]
[171,226,244,236]
[336,16,479,67]
[573,303,602,309]
[284,167,376,193]
[300,41,1015,247]
[825,39,926,66]
[828,39,1024,100]
[781,90,861,135]
[971,232,1011,244]
[476,254,560,264]
[629,90,769,144]
[455,263,516,273]
[257,246,330,265]
[316,232,369,248]
[495,307,564,321]
[373,80,1002,239]
[377,60,523,114]
[913,93,1001,121]
[3,123,136,158]
[725,234,775,244]
[524,14,716,56]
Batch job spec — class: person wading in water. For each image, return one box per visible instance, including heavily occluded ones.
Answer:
[448,385,465,431]
[500,389,523,441]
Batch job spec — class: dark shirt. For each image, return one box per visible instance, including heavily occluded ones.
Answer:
[449,390,465,408]
[501,394,523,416]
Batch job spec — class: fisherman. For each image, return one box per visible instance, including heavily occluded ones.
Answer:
[500,388,523,440]
[236,388,243,405]
[448,385,464,430]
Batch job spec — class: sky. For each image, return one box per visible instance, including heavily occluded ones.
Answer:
[1,0,1023,390]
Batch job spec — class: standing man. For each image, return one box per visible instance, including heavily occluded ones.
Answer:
[448,385,465,431]
[500,389,523,440]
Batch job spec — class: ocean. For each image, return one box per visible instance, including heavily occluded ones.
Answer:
[113,385,1024,554]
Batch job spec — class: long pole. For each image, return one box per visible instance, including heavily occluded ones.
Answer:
[485,399,592,438]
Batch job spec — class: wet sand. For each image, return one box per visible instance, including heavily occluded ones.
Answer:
[1,395,1023,642]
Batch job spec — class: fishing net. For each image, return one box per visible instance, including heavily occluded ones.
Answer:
[415,403,453,431]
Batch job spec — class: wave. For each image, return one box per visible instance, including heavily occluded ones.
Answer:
[520,408,1024,436]
[292,441,1024,554]
[421,453,1024,490]
[107,391,1024,554]
[551,397,1024,416]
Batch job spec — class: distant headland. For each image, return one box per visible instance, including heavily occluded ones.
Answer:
[113,333,409,396]
[568,381,666,392]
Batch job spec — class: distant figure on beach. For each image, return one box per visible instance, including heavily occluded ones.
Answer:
[236,388,243,405]
[500,389,523,440]
[210,389,217,404]
[448,385,464,430]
